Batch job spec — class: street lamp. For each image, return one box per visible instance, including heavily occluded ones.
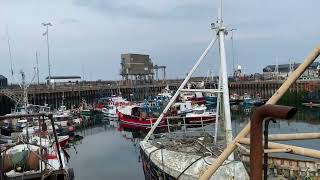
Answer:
[42,22,52,85]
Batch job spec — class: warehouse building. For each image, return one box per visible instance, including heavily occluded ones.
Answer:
[0,75,8,88]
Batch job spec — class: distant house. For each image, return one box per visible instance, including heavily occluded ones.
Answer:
[263,62,320,79]
[0,75,8,88]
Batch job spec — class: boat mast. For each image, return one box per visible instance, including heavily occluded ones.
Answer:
[216,1,234,160]
[21,71,28,110]
[36,51,40,85]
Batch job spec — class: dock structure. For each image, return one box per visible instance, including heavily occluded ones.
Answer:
[0,79,319,115]
[229,79,319,98]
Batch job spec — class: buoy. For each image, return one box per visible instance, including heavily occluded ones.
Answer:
[309,102,314,108]
[68,126,75,132]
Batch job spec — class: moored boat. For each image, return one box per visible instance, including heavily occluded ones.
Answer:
[0,113,74,180]
[139,5,249,179]
[118,105,166,131]
[185,105,216,126]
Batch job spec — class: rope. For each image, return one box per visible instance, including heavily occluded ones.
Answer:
[21,140,55,170]
[146,147,163,179]
[161,148,165,179]
[177,156,205,179]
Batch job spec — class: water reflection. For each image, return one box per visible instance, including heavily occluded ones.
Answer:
[67,120,144,180]
[65,106,320,179]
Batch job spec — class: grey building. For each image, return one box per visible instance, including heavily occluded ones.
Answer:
[263,62,320,79]
[120,53,154,85]
[0,75,8,88]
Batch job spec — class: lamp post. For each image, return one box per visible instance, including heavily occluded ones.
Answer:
[42,22,52,85]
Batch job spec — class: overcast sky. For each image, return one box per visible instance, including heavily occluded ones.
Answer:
[0,0,319,83]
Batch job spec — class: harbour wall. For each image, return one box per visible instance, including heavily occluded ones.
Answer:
[0,79,318,115]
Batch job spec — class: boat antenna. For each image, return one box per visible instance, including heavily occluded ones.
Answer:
[6,26,14,77]
[82,64,84,81]
[36,51,40,85]
[230,29,237,76]
[6,26,23,89]
[275,57,279,80]
[219,0,223,25]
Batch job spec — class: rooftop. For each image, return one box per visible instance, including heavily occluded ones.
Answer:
[45,76,81,80]
[0,75,7,80]
[263,62,320,72]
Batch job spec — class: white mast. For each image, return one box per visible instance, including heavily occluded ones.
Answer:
[42,22,52,84]
[275,57,279,80]
[144,2,235,161]
[288,58,293,76]
[6,27,14,77]
[20,71,28,110]
[216,4,234,160]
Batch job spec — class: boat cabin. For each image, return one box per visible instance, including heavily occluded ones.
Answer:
[171,101,193,115]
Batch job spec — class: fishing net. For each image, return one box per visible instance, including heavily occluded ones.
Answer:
[11,149,29,170]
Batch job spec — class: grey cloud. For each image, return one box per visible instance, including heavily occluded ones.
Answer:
[72,0,214,20]
[1,0,319,83]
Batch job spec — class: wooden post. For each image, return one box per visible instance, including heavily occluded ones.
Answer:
[238,137,320,159]
[199,46,320,180]
[268,133,320,141]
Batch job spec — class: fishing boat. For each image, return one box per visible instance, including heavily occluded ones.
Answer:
[302,91,320,108]
[102,105,118,118]
[170,101,193,115]
[139,6,249,179]
[204,93,217,105]
[0,113,74,180]
[81,109,104,125]
[242,93,254,105]
[157,85,173,100]
[180,91,206,105]
[230,93,240,105]
[118,105,166,131]
[53,113,73,128]
[185,105,216,126]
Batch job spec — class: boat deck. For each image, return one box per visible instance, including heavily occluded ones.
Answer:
[151,133,226,157]
[140,133,249,179]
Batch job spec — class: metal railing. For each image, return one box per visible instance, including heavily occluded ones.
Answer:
[151,115,217,139]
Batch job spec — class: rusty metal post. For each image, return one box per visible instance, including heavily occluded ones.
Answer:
[264,118,276,180]
[0,142,2,180]
[250,105,297,180]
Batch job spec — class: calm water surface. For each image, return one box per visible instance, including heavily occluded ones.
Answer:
[66,106,320,179]
[67,121,144,180]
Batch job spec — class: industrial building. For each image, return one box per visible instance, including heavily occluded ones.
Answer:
[46,76,81,85]
[0,75,8,88]
[263,62,320,80]
[120,53,155,85]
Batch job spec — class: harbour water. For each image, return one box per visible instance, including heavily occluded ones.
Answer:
[66,105,320,179]
[66,120,144,180]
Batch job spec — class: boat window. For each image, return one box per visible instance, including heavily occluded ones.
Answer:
[193,110,205,114]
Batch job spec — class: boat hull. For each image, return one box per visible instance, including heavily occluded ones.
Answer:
[184,115,216,127]
[140,141,249,180]
[118,112,166,131]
